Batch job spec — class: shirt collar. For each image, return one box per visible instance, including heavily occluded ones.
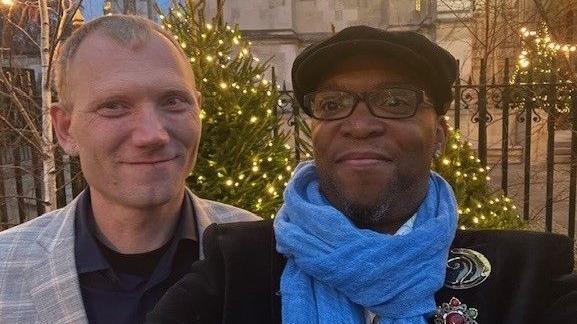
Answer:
[173,192,198,241]
[394,213,417,236]
[75,189,109,274]
[74,188,198,274]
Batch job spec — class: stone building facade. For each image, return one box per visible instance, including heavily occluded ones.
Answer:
[200,0,438,88]
[3,0,577,225]
[197,0,576,163]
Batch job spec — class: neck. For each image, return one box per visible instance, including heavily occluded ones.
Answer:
[325,180,429,235]
[89,189,185,254]
[369,182,428,234]
[366,204,419,234]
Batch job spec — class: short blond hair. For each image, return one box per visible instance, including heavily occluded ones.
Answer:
[53,14,190,109]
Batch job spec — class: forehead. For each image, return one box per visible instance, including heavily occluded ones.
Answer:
[69,31,194,83]
[67,32,196,105]
[317,54,426,90]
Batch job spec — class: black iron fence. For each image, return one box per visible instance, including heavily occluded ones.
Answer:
[3,60,577,238]
[273,59,577,240]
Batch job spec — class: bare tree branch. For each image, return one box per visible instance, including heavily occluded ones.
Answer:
[0,195,49,204]
[2,18,40,48]
[0,82,43,145]
[439,0,485,46]
[0,113,41,150]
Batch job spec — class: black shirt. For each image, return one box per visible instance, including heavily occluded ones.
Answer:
[95,236,172,277]
[74,189,199,324]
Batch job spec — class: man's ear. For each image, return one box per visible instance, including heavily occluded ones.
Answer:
[50,103,78,156]
[435,116,449,155]
[195,90,202,108]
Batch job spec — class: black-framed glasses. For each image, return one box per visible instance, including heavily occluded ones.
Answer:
[302,86,429,121]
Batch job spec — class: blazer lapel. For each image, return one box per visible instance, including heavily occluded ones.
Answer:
[189,190,211,258]
[27,195,88,324]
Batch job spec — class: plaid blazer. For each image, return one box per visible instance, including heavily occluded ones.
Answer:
[0,189,260,324]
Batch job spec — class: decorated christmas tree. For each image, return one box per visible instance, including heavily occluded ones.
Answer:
[433,128,523,230]
[159,2,294,218]
[159,1,524,228]
[512,24,573,116]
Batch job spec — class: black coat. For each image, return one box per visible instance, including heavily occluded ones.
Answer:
[146,220,577,324]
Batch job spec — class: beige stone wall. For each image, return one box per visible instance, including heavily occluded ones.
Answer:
[250,42,300,89]
[211,0,427,33]
[203,0,437,86]
[436,23,473,81]
[209,0,294,30]
[293,0,436,34]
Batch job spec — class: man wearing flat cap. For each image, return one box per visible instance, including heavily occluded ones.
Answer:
[146,26,576,324]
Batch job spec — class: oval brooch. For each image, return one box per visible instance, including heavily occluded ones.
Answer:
[445,248,491,290]
[434,297,478,324]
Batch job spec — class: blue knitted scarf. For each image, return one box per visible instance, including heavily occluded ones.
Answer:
[274,162,458,324]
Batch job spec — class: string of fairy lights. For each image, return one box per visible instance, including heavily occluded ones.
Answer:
[514,25,575,115]
[159,8,521,227]
[160,10,302,218]
[518,26,576,69]
[436,118,522,230]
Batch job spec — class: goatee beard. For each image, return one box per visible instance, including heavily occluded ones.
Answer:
[316,164,398,230]
[342,200,393,229]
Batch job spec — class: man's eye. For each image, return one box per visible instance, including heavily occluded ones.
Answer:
[386,96,402,106]
[162,95,191,111]
[317,94,354,111]
[319,99,342,111]
[165,97,182,105]
[97,102,129,117]
[373,94,409,107]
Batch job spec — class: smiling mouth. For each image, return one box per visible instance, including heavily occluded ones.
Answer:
[336,152,392,166]
[340,158,387,167]
[337,159,393,169]
[123,157,178,165]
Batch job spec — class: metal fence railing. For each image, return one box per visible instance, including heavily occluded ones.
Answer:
[3,61,577,239]
[272,59,577,240]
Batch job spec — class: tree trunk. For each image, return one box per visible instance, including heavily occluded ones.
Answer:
[31,147,45,215]
[12,147,25,223]
[216,0,224,25]
[0,147,8,225]
[38,0,57,212]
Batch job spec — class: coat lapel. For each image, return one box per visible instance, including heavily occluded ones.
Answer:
[27,195,88,324]
[270,228,285,324]
[189,190,211,258]
[189,189,260,259]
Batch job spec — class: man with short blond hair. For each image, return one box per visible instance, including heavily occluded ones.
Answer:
[0,15,258,324]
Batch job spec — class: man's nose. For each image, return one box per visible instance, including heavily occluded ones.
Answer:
[131,104,170,148]
[340,100,385,138]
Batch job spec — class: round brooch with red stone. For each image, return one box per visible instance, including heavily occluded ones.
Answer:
[434,297,478,324]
